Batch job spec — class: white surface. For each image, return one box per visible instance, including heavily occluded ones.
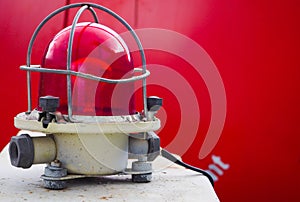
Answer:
[0,145,219,202]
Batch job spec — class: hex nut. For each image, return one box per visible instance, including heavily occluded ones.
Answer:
[44,165,67,178]
[131,161,152,182]
[9,134,34,168]
[43,179,67,190]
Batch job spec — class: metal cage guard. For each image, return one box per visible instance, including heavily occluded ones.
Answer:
[22,2,149,120]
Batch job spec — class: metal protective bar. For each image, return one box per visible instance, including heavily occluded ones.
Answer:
[25,4,99,112]
[86,3,148,117]
[87,7,99,23]
[67,5,89,118]
[25,3,148,118]
[20,66,150,83]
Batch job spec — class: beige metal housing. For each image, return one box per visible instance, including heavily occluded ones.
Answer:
[14,111,160,175]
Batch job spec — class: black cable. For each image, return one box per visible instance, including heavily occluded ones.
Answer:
[161,149,214,187]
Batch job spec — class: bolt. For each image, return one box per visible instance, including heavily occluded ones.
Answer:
[39,96,60,112]
[50,159,61,167]
[147,96,163,112]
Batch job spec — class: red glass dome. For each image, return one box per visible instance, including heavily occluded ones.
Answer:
[39,22,135,116]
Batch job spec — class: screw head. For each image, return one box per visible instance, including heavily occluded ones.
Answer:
[147,96,163,111]
[39,96,60,112]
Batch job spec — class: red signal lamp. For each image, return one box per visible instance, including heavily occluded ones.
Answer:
[39,22,136,116]
[8,3,162,189]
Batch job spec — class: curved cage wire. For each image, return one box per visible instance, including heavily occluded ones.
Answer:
[23,3,149,120]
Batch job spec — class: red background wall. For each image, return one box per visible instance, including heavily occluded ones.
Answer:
[1,0,299,201]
